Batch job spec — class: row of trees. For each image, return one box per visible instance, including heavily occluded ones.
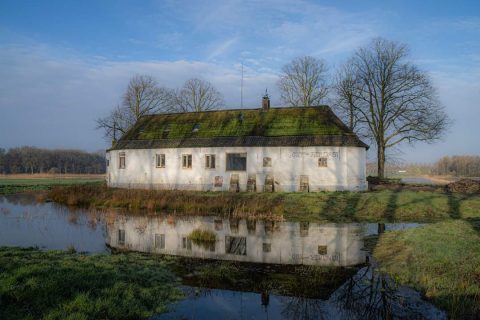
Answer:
[96,77,224,141]
[0,147,105,174]
[366,155,480,177]
[434,155,480,177]
[98,37,451,178]
[277,40,449,178]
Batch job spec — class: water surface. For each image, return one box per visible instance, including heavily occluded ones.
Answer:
[0,193,444,319]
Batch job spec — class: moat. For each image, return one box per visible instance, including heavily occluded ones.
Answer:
[0,193,445,319]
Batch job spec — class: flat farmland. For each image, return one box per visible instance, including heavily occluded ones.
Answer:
[0,174,105,194]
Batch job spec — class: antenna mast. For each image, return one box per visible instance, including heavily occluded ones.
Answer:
[240,62,244,108]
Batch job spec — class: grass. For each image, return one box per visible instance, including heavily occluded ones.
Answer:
[0,247,182,320]
[188,228,217,243]
[373,220,480,319]
[0,174,104,194]
[47,183,480,223]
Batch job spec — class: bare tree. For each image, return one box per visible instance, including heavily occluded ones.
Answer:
[333,62,362,132]
[171,78,224,112]
[96,75,171,140]
[278,56,329,107]
[335,38,449,178]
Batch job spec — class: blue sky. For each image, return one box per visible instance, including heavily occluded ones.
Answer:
[0,0,479,162]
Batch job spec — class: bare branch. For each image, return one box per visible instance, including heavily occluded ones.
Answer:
[277,56,329,107]
[96,75,172,140]
[334,37,450,178]
[170,78,225,112]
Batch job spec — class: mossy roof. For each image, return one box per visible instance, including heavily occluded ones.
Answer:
[110,106,368,150]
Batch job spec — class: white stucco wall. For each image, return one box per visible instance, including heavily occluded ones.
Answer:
[105,215,367,267]
[106,146,367,192]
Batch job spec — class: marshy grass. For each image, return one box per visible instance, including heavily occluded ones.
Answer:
[47,184,480,223]
[373,221,480,319]
[48,184,286,219]
[0,247,182,320]
[188,228,216,243]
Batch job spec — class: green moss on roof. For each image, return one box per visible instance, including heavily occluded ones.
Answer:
[121,106,353,141]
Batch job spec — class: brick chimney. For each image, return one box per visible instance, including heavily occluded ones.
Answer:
[262,89,270,111]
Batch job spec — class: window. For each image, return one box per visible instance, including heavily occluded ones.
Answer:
[156,154,165,168]
[118,229,125,245]
[214,176,223,187]
[264,221,275,234]
[206,242,215,252]
[182,154,192,169]
[162,124,171,139]
[225,236,247,255]
[247,220,256,234]
[229,219,239,234]
[263,243,271,253]
[263,157,272,167]
[106,159,109,167]
[205,154,216,169]
[318,245,327,255]
[182,237,192,251]
[300,222,309,237]
[119,152,126,169]
[226,153,247,171]
[214,219,223,231]
[318,157,328,167]
[154,234,165,249]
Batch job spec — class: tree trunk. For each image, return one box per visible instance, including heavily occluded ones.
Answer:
[377,143,385,179]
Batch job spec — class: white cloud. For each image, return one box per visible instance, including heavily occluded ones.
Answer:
[0,43,280,151]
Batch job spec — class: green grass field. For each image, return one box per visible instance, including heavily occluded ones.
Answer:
[373,220,480,319]
[0,247,182,320]
[0,175,104,194]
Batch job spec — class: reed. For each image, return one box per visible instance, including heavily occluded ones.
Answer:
[46,184,480,223]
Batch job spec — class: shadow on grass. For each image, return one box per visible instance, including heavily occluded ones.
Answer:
[385,188,400,222]
[446,193,480,238]
[320,192,362,222]
[447,192,462,219]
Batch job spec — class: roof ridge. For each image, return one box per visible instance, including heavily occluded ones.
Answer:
[141,105,331,118]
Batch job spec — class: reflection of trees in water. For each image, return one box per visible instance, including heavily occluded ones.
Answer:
[277,263,444,320]
[331,263,444,320]
[334,265,396,319]
[281,296,325,320]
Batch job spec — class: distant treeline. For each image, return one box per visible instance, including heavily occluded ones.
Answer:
[369,155,480,177]
[0,147,105,174]
[434,155,480,177]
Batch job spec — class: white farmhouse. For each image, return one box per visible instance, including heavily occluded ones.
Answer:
[106,214,367,267]
[106,96,368,192]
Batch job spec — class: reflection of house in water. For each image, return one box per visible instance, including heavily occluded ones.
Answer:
[106,215,366,266]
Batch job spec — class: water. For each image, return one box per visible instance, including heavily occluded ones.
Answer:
[0,193,107,252]
[0,193,445,319]
[400,177,435,185]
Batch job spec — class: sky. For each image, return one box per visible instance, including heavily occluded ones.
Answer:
[0,0,479,163]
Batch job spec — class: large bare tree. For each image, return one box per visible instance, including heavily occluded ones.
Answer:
[335,38,449,178]
[278,56,329,107]
[333,62,362,132]
[171,78,224,112]
[97,75,171,140]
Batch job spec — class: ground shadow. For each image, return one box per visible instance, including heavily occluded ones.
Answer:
[446,192,462,219]
[320,192,362,222]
